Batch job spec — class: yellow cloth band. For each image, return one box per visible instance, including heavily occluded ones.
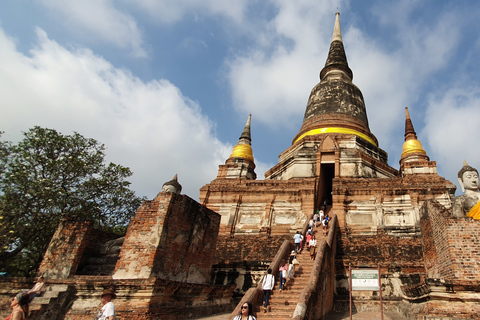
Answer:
[229,144,254,162]
[294,127,377,146]
[467,200,480,220]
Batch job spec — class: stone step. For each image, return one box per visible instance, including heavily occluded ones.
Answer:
[43,291,61,298]
[31,296,52,305]
[46,284,69,292]
[256,311,293,319]
[269,297,298,304]
[269,294,297,300]
[30,286,68,307]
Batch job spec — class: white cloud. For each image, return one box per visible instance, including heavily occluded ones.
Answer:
[423,84,480,194]
[38,0,146,57]
[0,27,231,199]
[127,0,249,24]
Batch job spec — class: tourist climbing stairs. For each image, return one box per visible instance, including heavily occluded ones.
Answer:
[256,247,316,319]
[253,208,330,319]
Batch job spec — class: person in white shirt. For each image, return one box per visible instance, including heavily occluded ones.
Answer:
[95,289,116,320]
[288,251,297,279]
[27,276,45,302]
[262,269,275,313]
[309,235,317,260]
[322,217,328,236]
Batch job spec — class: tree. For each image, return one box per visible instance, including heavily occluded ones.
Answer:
[0,127,143,276]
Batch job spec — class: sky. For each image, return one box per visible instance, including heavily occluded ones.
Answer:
[1,0,480,200]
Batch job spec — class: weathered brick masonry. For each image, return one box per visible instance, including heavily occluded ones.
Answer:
[335,230,425,298]
[38,219,94,279]
[114,192,220,284]
[62,277,235,320]
[1,192,234,319]
[213,234,291,265]
[421,200,480,281]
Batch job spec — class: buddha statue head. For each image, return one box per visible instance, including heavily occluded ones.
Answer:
[161,174,182,194]
[458,160,479,193]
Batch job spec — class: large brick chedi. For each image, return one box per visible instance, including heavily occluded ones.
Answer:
[200,12,458,308]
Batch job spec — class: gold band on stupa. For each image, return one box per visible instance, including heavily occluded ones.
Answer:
[401,139,427,157]
[294,127,377,146]
[229,144,254,162]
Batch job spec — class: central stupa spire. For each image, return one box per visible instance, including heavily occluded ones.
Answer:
[293,12,377,147]
[320,12,353,82]
[332,11,343,42]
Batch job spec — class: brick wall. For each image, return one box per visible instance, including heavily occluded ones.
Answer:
[420,201,451,279]
[335,230,425,298]
[65,277,235,320]
[421,200,480,281]
[114,193,221,284]
[446,218,480,280]
[1,193,233,319]
[213,234,291,265]
[38,219,93,279]
[336,231,424,269]
[0,276,236,320]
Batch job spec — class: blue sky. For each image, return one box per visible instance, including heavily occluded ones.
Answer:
[1,0,480,200]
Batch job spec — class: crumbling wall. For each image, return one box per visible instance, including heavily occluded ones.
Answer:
[38,219,93,279]
[335,230,425,300]
[420,200,480,281]
[113,193,221,284]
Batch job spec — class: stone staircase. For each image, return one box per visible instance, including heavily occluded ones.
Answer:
[256,248,315,319]
[256,227,324,320]
[29,284,74,320]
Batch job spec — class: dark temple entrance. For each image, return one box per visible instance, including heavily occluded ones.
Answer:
[317,163,334,208]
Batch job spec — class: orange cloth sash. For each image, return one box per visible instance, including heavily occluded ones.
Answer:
[466,200,480,220]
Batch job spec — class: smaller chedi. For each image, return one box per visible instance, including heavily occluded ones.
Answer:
[161,174,182,194]
[453,160,480,219]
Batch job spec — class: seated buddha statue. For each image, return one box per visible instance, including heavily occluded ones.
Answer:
[453,160,480,219]
[161,174,182,194]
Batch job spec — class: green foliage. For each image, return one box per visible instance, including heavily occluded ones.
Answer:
[0,127,144,276]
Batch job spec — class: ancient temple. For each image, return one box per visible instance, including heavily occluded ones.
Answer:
[201,12,453,236]
[3,12,480,320]
[202,10,453,252]
[200,12,477,319]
